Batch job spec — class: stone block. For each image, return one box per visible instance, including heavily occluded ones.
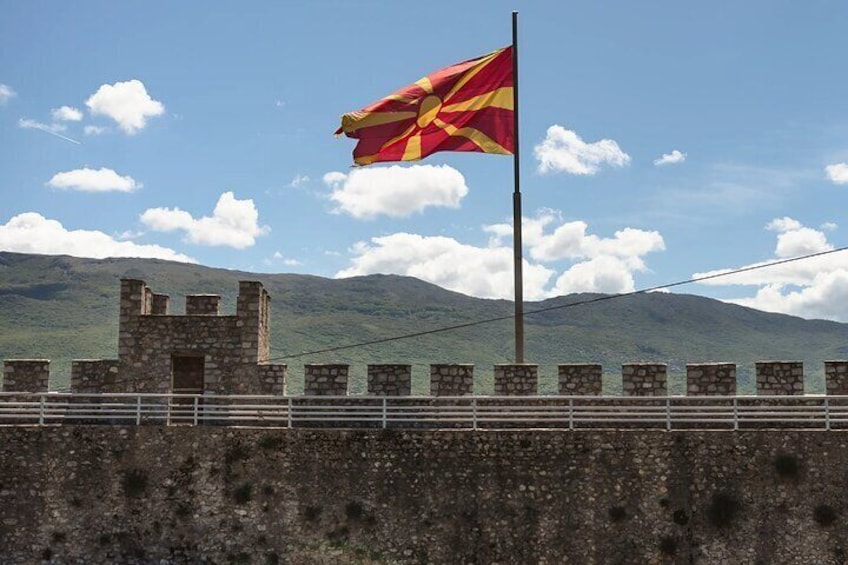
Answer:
[430,364,474,396]
[756,361,804,396]
[558,364,603,395]
[825,361,848,395]
[494,364,538,396]
[304,364,349,396]
[622,363,667,396]
[686,363,736,396]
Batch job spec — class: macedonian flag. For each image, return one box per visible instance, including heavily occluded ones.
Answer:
[335,46,514,166]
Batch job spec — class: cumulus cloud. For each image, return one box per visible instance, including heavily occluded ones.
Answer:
[534,125,630,175]
[826,163,848,185]
[766,216,803,232]
[486,210,665,265]
[140,191,269,249]
[486,210,664,294]
[0,84,16,104]
[51,105,83,121]
[85,79,165,134]
[693,217,848,321]
[338,210,665,299]
[654,149,686,166]
[323,164,469,219]
[0,213,194,262]
[47,167,140,193]
[551,256,641,295]
[338,233,556,300]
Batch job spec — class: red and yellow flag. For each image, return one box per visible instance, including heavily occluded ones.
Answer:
[335,46,514,166]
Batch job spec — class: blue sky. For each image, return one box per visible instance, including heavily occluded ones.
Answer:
[2,1,848,321]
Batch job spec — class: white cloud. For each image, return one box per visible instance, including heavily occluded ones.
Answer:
[766,216,803,232]
[271,251,301,266]
[338,211,665,299]
[552,256,640,295]
[821,222,838,231]
[18,118,81,144]
[0,84,16,104]
[654,150,686,166]
[486,209,665,265]
[85,79,165,134]
[534,125,630,175]
[485,210,664,295]
[47,167,140,193]
[51,105,83,121]
[19,118,65,134]
[762,216,832,258]
[693,217,848,321]
[826,163,848,185]
[140,191,269,249]
[287,174,309,188]
[84,125,108,136]
[338,233,555,300]
[0,212,194,263]
[323,164,469,219]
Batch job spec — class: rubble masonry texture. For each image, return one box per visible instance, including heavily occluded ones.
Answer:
[2,427,848,564]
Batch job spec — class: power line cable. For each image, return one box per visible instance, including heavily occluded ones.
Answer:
[268,244,848,361]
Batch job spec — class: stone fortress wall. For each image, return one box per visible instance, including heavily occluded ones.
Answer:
[2,426,848,564]
[6,281,848,563]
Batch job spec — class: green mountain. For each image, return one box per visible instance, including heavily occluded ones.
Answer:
[2,251,847,395]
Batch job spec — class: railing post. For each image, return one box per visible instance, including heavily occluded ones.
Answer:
[825,397,831,431]
[382,397,387,429]
[136,396,141,425]
[568,397,574,431]
[472,397,477,430]
[193,396,199,426]
[665,397,671,431]
[39,394,45,426]
[287,397,292,429]
[733,397,739,431]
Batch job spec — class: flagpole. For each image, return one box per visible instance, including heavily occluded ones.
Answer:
[511,10,525,364]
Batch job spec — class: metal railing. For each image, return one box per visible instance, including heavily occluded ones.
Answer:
[3,392,848,430]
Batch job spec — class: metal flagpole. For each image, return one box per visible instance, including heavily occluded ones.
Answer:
[511,10,525,363]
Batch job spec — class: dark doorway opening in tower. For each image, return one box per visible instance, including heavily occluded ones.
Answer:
[171,354,204,424]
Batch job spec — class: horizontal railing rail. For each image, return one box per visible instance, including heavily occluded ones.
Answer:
[2,393,848,430]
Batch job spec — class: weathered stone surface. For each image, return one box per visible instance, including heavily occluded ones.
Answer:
[305,364,349,396]
[825,360,848,395]
[756,361,804,395]
[558,364,603,395]
[493,364,538,395]
[2,360,49,392]
[430,364,474,396]
[367,364,412,396]
[1,426,847,564]
[686,363,737,396]
[622,363,667,396]
[70,359,120,393]
[185,294,220,316]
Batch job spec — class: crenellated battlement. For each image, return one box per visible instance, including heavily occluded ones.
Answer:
[6,359,848,398]
[4,280,848,400]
